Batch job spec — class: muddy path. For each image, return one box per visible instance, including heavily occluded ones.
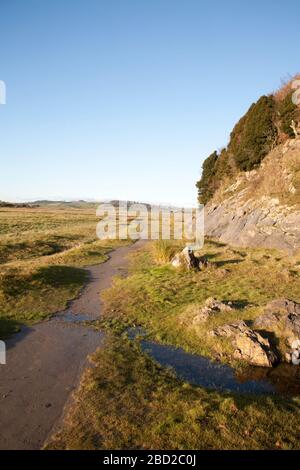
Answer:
[0,242,143,450]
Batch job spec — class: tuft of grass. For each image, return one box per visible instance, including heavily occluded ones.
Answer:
[152,240,184,265]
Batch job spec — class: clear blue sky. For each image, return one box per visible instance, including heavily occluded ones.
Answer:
[0,0,299,205]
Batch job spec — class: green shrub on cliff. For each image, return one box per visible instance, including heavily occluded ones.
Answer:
[229,95,277,171]
[278,91,300,137]
[196,150,218,205]
[197,80,300,205]
[196,96,278,203]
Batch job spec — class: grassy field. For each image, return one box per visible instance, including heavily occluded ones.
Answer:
[3,208,300,449]
[0,206,129,338]
[46,239,300,450]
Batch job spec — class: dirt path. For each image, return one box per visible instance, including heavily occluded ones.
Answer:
[0,242,143,450]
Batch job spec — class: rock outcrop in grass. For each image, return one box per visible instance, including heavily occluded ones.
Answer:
[212,321,277,368]
[253,298,300,364]
[192,298,233,324]
[171,247,209,270]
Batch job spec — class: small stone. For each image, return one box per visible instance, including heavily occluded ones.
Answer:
[291,351,300,366]
[285,352,292,363]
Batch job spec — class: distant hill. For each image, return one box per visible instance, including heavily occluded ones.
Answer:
[0,201,37,208]
[1,199,184,212]
[32,200,99,209]
[33,200,183,211]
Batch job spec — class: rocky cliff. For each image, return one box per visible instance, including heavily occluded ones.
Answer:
[205,136,300,253]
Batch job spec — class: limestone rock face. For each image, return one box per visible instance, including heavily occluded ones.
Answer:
[212,321,277,367]
[205,197,300,253]
[204,137,300,253]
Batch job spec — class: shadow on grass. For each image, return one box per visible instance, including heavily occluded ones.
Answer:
[214,258,244,267]
[205,239,227,248]
[1,265,88,299]
[0,316,21,340]
[201,253,219,260]
[33,239,66,255]
[0,239,67,264]
[32,265,88,288]
[222,299,252,309]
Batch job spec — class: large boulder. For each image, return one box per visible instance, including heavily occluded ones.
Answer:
[212,321,277,367]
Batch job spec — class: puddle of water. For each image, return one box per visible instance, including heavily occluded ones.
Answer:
[53,311,93,323]
[128,329,300,396]
[236,363,300,396]
[141,340,276,395]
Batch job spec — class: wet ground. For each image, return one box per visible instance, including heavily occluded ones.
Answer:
[129,329,300,396]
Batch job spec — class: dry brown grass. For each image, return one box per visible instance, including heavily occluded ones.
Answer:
[151,240,185,265]
[274,74,300,102]
[211,135,300,208]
